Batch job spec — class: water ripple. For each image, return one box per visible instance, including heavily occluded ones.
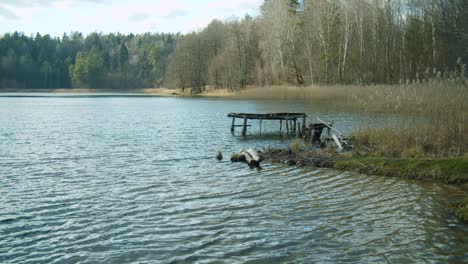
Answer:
[1,96,467,263]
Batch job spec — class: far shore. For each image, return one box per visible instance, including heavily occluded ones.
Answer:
[0,87,236,98]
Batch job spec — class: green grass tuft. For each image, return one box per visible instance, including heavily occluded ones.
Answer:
[449,195,468,222]
[334,156,468,184]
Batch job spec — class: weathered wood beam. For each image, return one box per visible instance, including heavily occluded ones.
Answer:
[302,114,307,136]
[231,117,236,132]
[242,115,248,136]
[259,119,262,135]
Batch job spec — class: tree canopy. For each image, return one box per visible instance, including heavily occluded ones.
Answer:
[0,32,180,89]
[165,0,468,93]
[1,0,466,91]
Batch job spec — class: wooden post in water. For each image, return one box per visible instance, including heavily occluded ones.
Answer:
[259,119,263,135]
[280,120,283,133]
[285,115,290,136]
[231,117,236,132]
[298,122,301,137]
[293,119,297,135]
[242,115,248,136]
[309,128,315,144]
[302,114,307,136]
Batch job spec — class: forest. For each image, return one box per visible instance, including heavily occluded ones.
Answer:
[0,32,180,89]
[0,0,467,91]
[165,0,467,93]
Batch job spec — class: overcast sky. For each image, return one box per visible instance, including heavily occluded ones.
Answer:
[0,0,263,36]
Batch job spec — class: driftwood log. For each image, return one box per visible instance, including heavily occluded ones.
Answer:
[231,149,263,168]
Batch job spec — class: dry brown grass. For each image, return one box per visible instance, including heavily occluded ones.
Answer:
[346,83,467,158]
[352,119,467,158]
[233,85,350,101]
[234,83,467,158]
[234,83,467,113]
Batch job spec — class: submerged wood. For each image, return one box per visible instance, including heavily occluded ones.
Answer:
[246,149,263,162]
[242,151,256,166]
[231,149,262,168]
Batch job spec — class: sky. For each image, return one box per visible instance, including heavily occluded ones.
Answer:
[0,0,263,36]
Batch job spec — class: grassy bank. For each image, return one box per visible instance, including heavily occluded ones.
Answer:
[449,196,468,222]
[334,156,468,184]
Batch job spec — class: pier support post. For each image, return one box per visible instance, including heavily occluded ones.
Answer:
[286,115,290,136]
[302,114,306,135]
[293,119,296,135]
[309,129,315,144]
[280,120,283,132]
[231,117,236,132]
[242,115,248,136]
[298,122,302,138]
[259,119,262,135]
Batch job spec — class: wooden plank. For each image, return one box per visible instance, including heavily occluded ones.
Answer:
[332,134,344,151]
[231,117,236,132]
[309,128,315,144]
[242,115,248,136]
[227,112,307,120]
[298,122,301,138]
[302,114,307,136]
[259,119,262,135]
[316,117,342,137]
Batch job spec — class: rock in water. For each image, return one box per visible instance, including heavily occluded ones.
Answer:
[216,151,223,161]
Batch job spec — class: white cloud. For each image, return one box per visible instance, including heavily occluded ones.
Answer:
[164,9,188,19]
[0,6,18,19]
[0,0,264,35]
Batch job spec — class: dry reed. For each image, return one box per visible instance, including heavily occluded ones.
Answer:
[235,83,467,158]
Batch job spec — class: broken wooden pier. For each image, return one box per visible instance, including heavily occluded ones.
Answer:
[228,112,307,136]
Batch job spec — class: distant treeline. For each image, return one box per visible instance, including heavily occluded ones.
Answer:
[0,32,180,89]
[165,0,468,93]
[1,0,467,91]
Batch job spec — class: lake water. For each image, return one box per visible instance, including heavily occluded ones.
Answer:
[0,94,467,263]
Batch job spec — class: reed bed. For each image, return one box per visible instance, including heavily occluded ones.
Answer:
[235,83,467,158]
[351,83,466,158]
